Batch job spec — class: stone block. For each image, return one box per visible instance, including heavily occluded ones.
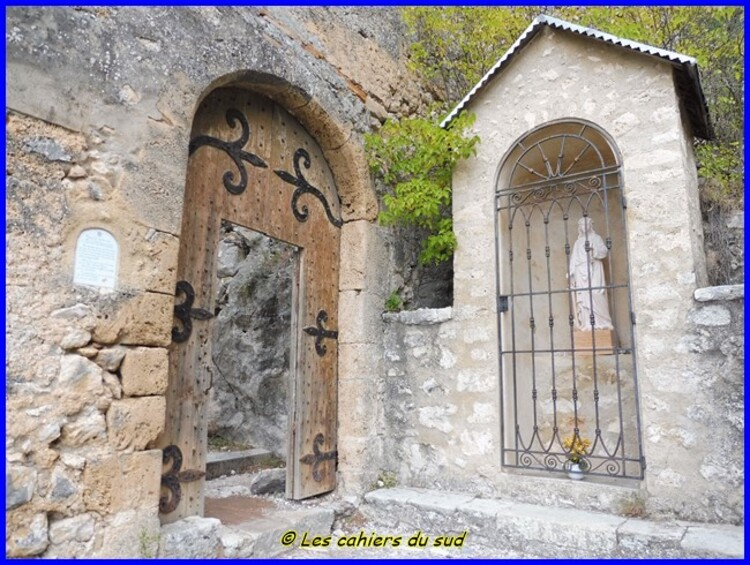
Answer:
[324,139,378,223]
[493,501,626,556]
[694,284,744,302]
[93,292,173,347]
[58,354,106,415]
[219,525,257,558]
[338,377,379,438]
[120,347,168,396]
[249,468,286,495]
[158,516,223,558]
[339,220,388,293]
[50,467,77,500]
[224,508,334,558]
[95,346,126,372]
[338,289,384,345]
[382,307,453,326]
[106,396,166,450]
[681,525,744,558]
[405,490,476,514]
[83,450,162,514]
[6,511,49,557]
[135,230,180,294]
[60,328,92,350]
[6,465,37,510]
[339,220,370,291]
[61,405,107,447]
[49,513,96,545]
[616,518,685,557]
[96,509,161,558]
[337,436,381,473]
[363,487,425,507]
[339,343,383,381]
[689,305,731,327]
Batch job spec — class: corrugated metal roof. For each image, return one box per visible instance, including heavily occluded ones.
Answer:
[440,15,713,140]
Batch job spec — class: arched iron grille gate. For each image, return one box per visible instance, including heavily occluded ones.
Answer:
[494,120,645,479]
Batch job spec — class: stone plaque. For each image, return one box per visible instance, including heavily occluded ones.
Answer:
[73,228,118,289]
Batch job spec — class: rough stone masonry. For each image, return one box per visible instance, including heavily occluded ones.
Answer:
[5,7,744,558]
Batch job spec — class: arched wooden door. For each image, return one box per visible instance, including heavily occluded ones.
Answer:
[159,87,341,522]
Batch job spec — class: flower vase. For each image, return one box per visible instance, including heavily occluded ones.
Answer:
[567,462,585,480]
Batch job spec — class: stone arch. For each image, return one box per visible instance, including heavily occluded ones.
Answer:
[194,71,378,224]
[158,68,384,522]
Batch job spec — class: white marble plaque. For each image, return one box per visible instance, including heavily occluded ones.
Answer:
[73,228,119,289]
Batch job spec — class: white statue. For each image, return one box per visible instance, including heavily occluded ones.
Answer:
[569,217,613,331]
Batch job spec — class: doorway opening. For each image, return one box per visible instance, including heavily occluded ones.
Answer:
[161,86,341,525]
[207,220,298,489]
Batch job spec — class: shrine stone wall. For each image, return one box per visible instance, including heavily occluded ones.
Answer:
[381,288,743,524]
[377,27,742,526]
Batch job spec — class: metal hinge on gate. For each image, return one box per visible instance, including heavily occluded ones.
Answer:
[640,456,647,471]
[630,311,637,325]
[622,195,628,209]
[498,295,509,313]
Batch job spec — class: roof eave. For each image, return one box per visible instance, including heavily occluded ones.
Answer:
[441,15,714,141]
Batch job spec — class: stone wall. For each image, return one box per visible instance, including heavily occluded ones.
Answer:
[5,6,418,557]
[380,25,743,524]
[381,286,743,524]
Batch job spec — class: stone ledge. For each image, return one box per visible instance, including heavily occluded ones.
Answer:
[694,284,744,302]
[382,307,452,326]
[362,487,744,559]
[205,448,274,480]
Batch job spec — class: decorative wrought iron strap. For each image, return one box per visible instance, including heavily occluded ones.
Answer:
[303,310,338,356]
[159,445,205,514]
[172,280,213,343]
[274,148,343,228]
[188,108,268,195]
[299,433,337,482]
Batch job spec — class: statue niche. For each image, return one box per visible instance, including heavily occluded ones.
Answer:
[568,217,616,354]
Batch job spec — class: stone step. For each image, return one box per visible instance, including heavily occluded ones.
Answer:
[219,507,335,558]
[205,448,275,480]
[157,506,334,558]
[362,487,744,559]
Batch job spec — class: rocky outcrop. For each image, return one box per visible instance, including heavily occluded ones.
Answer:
[208,224,295,458]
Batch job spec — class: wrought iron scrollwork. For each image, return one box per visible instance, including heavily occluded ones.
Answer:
[172,280,213,343]
[274,148,343,228]
[299,433,337,482]
[188,108,268,195]
[159,445,205,514]
[303,310,338,357]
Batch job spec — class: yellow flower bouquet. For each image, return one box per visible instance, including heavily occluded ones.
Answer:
[563,434,591,471]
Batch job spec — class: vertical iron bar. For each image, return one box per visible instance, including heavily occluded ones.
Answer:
[619,171,645,478]
[508,207,520,466]
[543,207,559,452]
[582,201,603,455]
[565,200,581,453]
[494,193,506,468]
[603,174,628,475]
[524,211,540,447]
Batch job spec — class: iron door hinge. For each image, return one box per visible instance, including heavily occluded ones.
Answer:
[630,311,637,325]
[498,295,509,313]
